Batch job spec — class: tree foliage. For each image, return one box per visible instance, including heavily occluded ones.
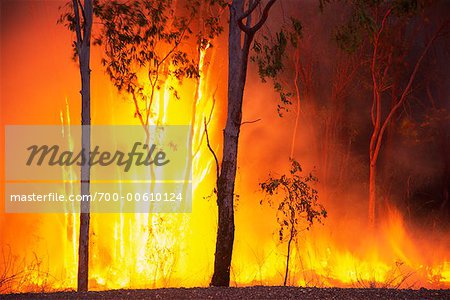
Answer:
[260,159,327,242]
[334,0,420,53]
[95,1,202,92]
[59,0,225,124]
[251,18,303,116]
[327,0,447,226]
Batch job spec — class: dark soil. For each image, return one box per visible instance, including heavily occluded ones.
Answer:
[2,286,450,300]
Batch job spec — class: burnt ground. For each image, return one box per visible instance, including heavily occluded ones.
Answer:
[2,287,450,300]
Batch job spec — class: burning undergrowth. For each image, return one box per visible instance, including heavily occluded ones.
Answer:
[1,0,449,294]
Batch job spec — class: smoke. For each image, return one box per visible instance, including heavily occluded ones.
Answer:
[1,0,449,292]
[233,0,450,285]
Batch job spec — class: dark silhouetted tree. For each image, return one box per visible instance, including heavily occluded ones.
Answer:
[211,0,278,287]
[59,0,93,292]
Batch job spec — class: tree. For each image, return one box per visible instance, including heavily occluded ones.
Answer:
[334,0,448,226]
[211,0,278,287]
[251,11,361,203]
[93,0,224,203]
[260,159,326,286]
[58,0,93,292]
[93,0,220,132]
[92,0,227,284]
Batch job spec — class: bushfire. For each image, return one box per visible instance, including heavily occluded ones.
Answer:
[1,0,449,295]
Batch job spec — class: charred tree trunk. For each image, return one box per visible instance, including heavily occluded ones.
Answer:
[211,0,244,287]
[211,0,277,287]
[72,0,93,292]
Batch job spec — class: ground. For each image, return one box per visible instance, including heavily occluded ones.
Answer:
[3,286,450,300]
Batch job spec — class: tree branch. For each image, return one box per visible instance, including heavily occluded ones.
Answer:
[249,0,277,34]
[204,118,220,190]
[372,20,448,163]
[78,0,85,25]
[369,7,392,158]
[238,0,277,35]
[81,0,93,49]
[194,85,218,157]
[131,89,145,128]
[242,0,255,46]
[240,0,261,21]
[241,118,261,125]
[72,0,83,47]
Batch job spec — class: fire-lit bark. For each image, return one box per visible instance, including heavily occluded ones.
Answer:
[72,0,93,292]
[211,0,243,286]
[211,0,277,287]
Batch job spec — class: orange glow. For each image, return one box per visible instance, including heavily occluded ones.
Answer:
[0,1,449,294]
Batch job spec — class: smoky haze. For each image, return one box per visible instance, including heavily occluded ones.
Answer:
[0,0,449,292]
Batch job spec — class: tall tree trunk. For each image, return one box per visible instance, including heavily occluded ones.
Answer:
[211,0,277,286]
[73,0,93,292]
[211,0,244,287]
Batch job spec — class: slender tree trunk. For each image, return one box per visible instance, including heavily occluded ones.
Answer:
[365,9,446,228]
[368,160,376,226]
[284,225,295,286]
[73,0,93,292]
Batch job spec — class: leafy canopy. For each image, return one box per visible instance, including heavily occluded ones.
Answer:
[59,0,225,117]
[333,0,420,53]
